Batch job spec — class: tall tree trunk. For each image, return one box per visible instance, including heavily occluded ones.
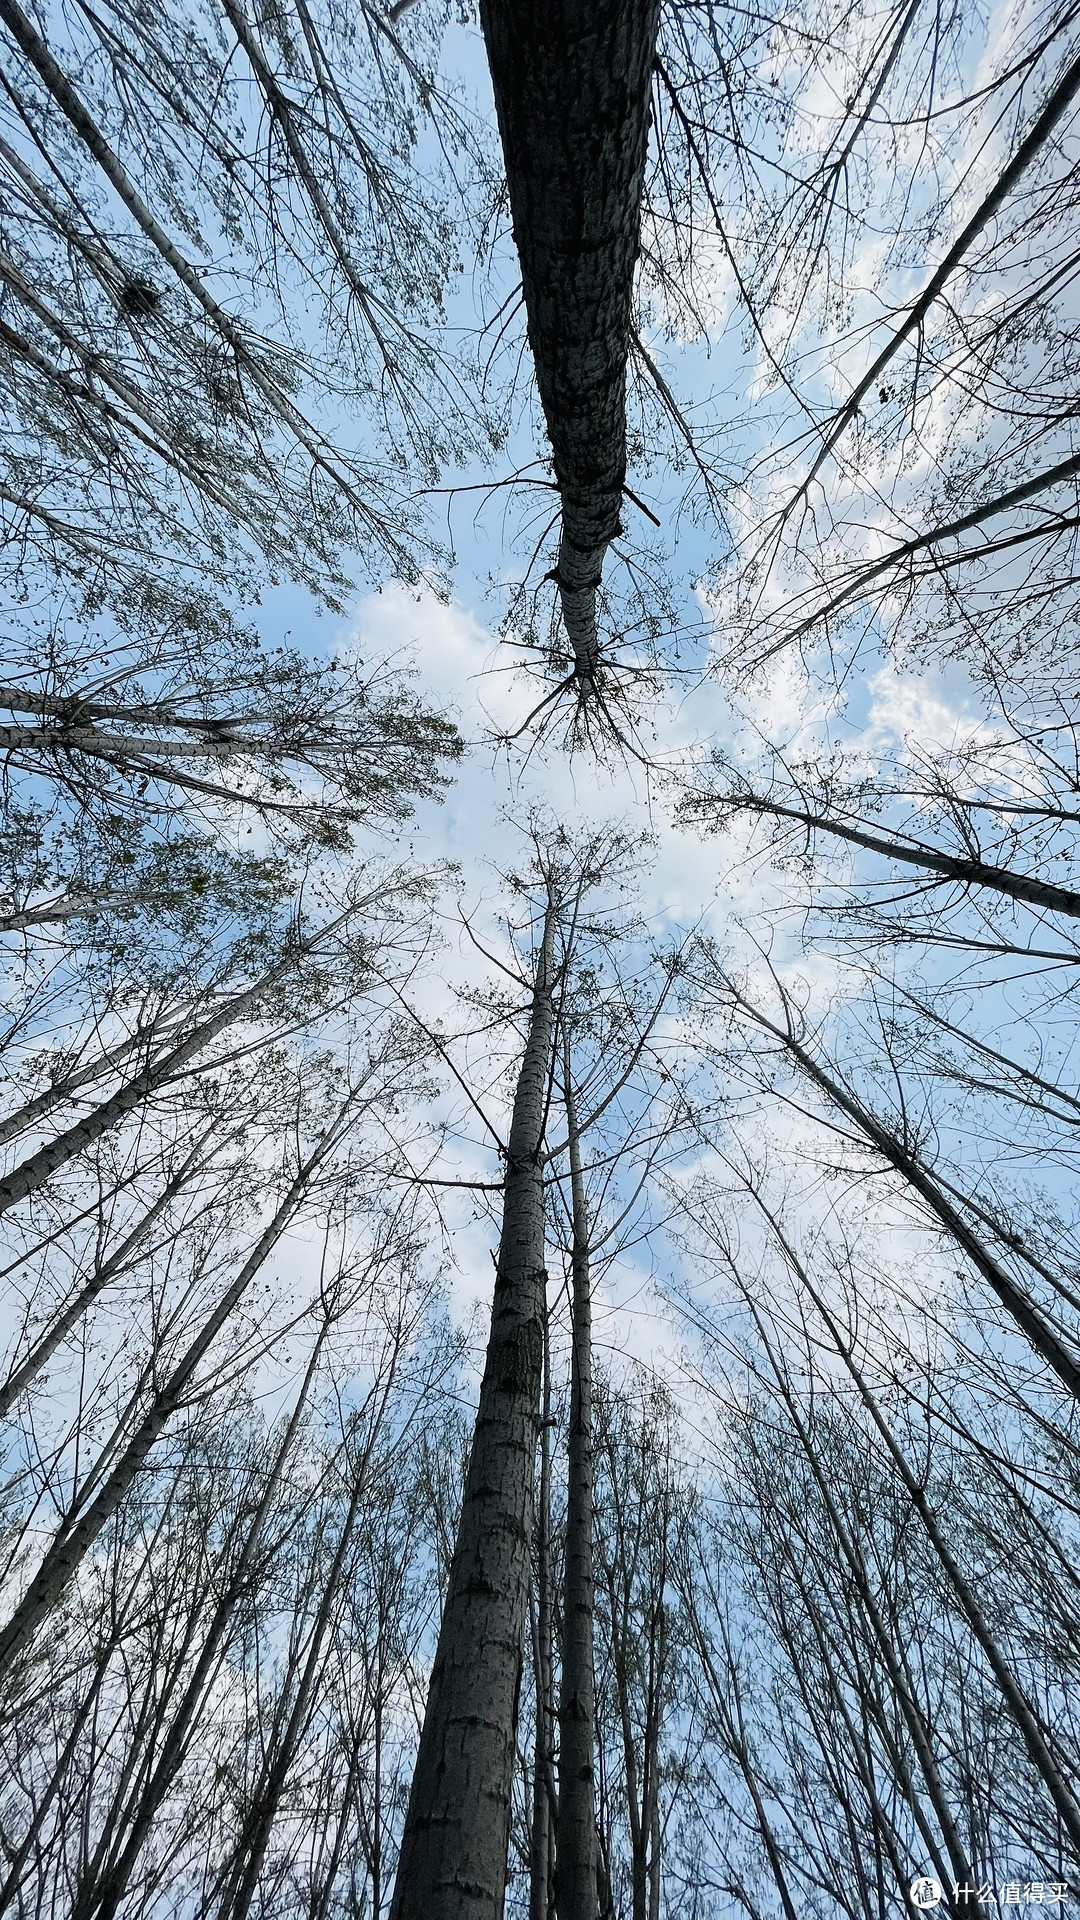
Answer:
[598,1417,669,1920]
[372,1689,384,1920]
[477,0,660,692]
[529,1307,553,1920]
[694,788,1080,920]
[390,900,557,1920]
[554,1074,596,1920]
[632,1611,663,1920]
[595,1829,615,1920]
[647,1783,661,1920]
[0,890,123,931]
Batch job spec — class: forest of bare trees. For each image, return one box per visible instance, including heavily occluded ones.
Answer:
[3,0,1080,1915]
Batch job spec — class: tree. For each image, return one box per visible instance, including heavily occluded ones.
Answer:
[592,1370,693,1920]
[545,915,688,1920]
[14,1,1080,1914]
[0,647,462,850]
[553,1059,596,1920]
[476,0,660,708]
[0,0,490,627]
[0,1082,364,1691]
[685,748,1080,924]
[670,1153,1080,1911]
[0,877,424,1222]
[391,820,683,1920]
[0,1221,460,1920]
[390,839,564,1920]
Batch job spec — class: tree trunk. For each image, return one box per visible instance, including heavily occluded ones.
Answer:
[699,789,1080,920]
[390,900,557,1920]
[0,1009,184,1150]
[554,1076,596,1920]
[633,1615,663,1920]
[0,1129,213,1420]
[0,923,331,1219]
[75,1319,332,1920]
[647,1783,660,1920]
[477,0,660,691]
[0,892,124,931]
[0,1121,340,1688]
[529,1308,553,1920]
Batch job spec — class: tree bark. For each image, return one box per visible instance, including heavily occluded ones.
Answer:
[0,892,122,931]
[647,1781,660,1920]
[390,899,557,1920]
[554,1074,597,1920]
[477,0,660,691]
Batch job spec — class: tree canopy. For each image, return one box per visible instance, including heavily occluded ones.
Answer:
[4,0,1080,1916]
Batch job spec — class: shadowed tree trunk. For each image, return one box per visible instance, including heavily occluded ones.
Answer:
[390,895,558,1920]
[554,1069,597,1920]
[477,0,660,694]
